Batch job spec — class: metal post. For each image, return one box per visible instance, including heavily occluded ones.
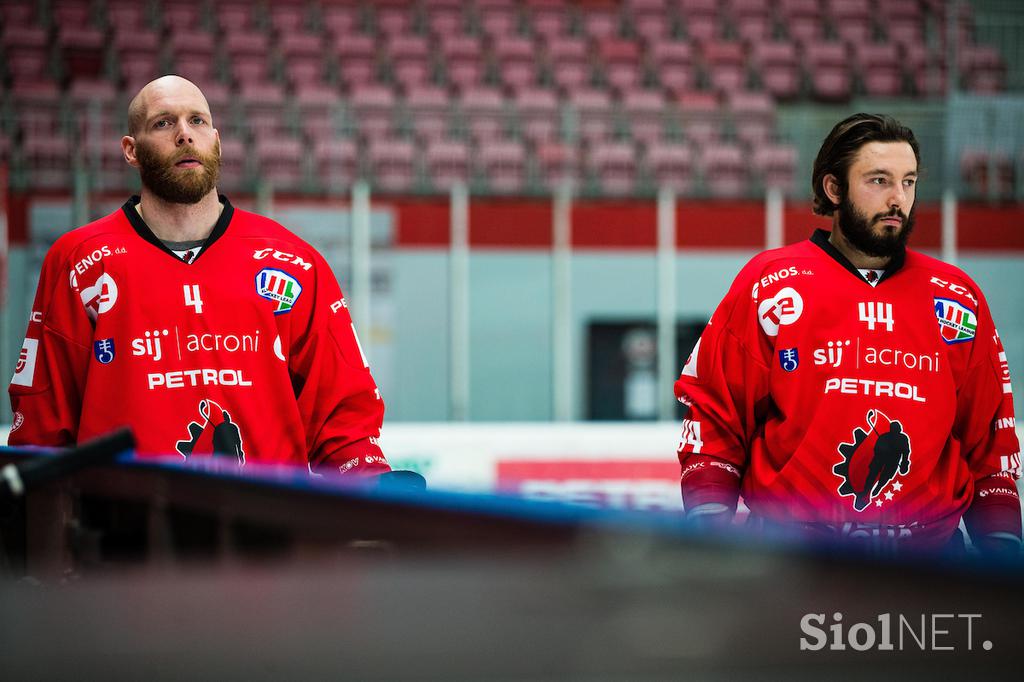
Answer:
[552,180,573,422]
[764,186,784,251]
[656,185,678,422]
[941,188,958,266]
[449,181,470,421]
[255,178,274,218]
[350,180,372,341]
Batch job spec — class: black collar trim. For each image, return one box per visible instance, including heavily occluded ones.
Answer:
[121,195,233,263]
[810,228,906,284]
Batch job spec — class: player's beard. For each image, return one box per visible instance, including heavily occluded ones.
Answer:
[836,193,915,259]
[135,138,221,204]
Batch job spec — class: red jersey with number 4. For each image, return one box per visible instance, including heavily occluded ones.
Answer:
[9,196,390,477]
[674,230,1020,549]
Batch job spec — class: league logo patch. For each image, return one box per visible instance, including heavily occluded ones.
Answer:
[93,338,115,364]
[176,399,246,465]
[833,410,911,512]
[778,347,799,371]
[255,268,302,314]
[934,298,977,344]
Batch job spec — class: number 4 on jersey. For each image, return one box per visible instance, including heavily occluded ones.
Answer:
[858,301,893,331]
[184,284,204,313]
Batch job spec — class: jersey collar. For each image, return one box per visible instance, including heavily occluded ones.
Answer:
[810,228,906,284]
[121,194,234,263]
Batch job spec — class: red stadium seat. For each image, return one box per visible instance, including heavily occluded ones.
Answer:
[514,87,561,145]
[406,86,453,142]
[426,139,471,191]
[255,137,307,192]
[459,87,509,143]
[537,140,580,190]
[350,85,398,139]
[22,132,73,190]
[622,88,667,146]
[751,143,798,192]
[313,137,359,191]
[589,140,639,195]
[680,0,720,44]
[217,137,250,193]
[647,142,695,193]
[650,40,697,97]
[569,88,613,143]
[854,42,904,97]
[700,143,748,197]
[727,90,775,146]
[805,43,852,102]
[368,138,417,193]
[703,41,749,94]
[677,90,720,149]
[479,139,527,193]
[600,38,642,94]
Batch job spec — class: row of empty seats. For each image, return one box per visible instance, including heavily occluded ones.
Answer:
[0,0,1010,101]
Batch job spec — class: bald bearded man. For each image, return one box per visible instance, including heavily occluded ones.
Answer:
[9,76,391,478]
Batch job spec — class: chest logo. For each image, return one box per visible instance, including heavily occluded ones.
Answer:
[934,298,977,344]
[93,338,116,364]
[778,348,799,371]
[256,268,303,314]
[757,287,803,337]
[833,410,911,512]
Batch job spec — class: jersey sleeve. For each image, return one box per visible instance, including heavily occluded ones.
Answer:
[673,264,772,517]
[289,253,390,477]
[956,293,1021,548]
[8,239,93,446]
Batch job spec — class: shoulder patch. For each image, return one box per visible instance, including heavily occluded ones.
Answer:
[934,298,977,344]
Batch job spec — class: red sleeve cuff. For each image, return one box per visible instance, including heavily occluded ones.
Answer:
[315,438,391,477]
[964,473,1022,543]
[680,455,743,515]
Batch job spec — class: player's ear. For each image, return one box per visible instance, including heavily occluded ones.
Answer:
[822,173,842,205]
[122,135,139,168]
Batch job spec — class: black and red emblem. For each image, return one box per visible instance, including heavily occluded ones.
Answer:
[176,399,246,465]
[833,410,911,511]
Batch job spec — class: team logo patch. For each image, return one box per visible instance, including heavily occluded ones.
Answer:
[778,348,799,371]
[255,268,302,314]
[176,399,246,465]
[10,411,24,434]
[80,272,119,320]
[934,298,977,344]
[757,287,803,337]
[11,338,39,387]
[833,410,911,512]
[93,338,115,364]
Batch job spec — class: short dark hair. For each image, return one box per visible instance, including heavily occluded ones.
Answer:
[811,113,920,216]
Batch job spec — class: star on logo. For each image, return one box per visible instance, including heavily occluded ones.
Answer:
[875,500,883,507]
[892,481,903,492]
[884,491,895,501]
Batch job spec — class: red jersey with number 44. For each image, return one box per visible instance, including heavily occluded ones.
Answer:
[9,196,390,477]
[674,230,1020,549]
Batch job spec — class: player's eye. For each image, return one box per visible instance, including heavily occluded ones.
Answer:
[154,119,170,128]
[191,116,206,125]
[903,178,916,188]
[870,177,887,185]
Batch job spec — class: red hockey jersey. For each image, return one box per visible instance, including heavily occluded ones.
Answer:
[674,230,1020,550]
[9,196,390,477]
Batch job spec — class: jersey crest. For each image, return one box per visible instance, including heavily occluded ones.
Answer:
[833,410,912,512]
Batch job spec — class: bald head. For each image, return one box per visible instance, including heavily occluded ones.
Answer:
[128,76,212,137]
